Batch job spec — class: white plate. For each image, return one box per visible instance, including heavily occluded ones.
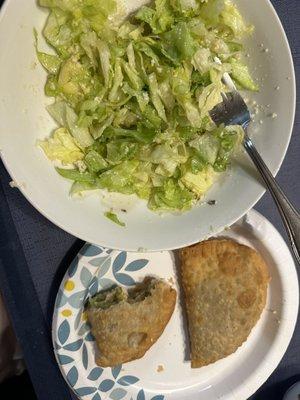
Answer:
[52,210,299,400]
[0,0,296,251]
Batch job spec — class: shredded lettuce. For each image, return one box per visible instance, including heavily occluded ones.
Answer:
[104,212,125,227]
[37,0,256,213]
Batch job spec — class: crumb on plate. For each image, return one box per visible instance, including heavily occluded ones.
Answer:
[168,277,175,285]
[157,365,164,372]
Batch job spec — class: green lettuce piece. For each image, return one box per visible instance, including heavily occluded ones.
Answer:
[47,101,67,126]
[97,160,139,194]
[122,83,149,112]
[155,0,175,32]
[135,0,174,34]
[70,181,100,196]
[197,83,223,118]
[148,73,167,122]
[213,126,243,171]
[108,58,124,102]
[158,79,175,111]
[135,6,157,30]
[103,126,157,144]
[192,48,212,74]
[181,99,202,128]
[37,51,61,74]
[56,167,95,183]
[199,0,225,26]
[189,133,220,164]
[162,22,197,62]
[170,0,200,15]
[221,0,254,38]
[149,178,194,211]
[181,166,215,197]
[230,59,259,91]
[147,141,188,177]
[65,105,94,147]
[134,42,160,64]
[85,150,108,172]
[104,212,125,227]
[106,140,139,164]
[97,40,111,86]
[37,128,84,164]
[122,60,143,91]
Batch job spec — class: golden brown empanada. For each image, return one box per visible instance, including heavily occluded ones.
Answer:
[87,277,176,367]
[180,239,269,368]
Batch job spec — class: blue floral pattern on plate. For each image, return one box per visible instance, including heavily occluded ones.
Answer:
[53,244,166,400]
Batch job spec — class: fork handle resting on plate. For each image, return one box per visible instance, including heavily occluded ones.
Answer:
[243,131,300,265]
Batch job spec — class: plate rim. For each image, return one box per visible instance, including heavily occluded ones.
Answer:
[52,209,299,400]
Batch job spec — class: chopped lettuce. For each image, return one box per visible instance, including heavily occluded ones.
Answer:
[104,212,125,227]
[181,166,216,197]
[230,59,259,91]
[37,0,256,214]
[149,178,194,211]
[37,128,83,164]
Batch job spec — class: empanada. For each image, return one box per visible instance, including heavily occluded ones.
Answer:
[180,239,269,368]
[87,277,176,367]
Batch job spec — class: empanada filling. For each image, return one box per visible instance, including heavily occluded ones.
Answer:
[128,278,157,303]
[89,286,127,310]
[88,278,157,309]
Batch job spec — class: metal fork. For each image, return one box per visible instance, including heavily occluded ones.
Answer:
[209,88,300,265]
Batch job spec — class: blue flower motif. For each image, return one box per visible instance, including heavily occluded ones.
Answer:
[111,365,122,380]
[78,322,90,336]
[74,310,83,330]
[88,277,99,297]
[63,339,83,352]
[82,343,88,370]
[85,332,95,342]
[125,259,149,272]
[117,376,139,386]
[56,289,68,308]
[68,256,79,278]
[58,320,70,345]
[80,267,93,288]
[113,252,127,274]
[54,341,61,350]
[89,256,110,268]
[76,387,97,396]
[115,273,136,286]
[92,394,101,400]
[136,390,146,400]
[109,388,127,400]
[83,245,103,257]
[97,258,112,278]
[69,290,86,308]
[99,379,115,392]
[58,354,74,365]
[67,366,78,387]
[87,367,103,381]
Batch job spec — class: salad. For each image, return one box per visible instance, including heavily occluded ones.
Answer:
[37,0,257,213]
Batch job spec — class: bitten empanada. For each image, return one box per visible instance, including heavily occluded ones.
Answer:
[180,239,269,368]
[87,277,176,367]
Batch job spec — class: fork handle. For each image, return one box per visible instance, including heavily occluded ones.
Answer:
[244,134,300,265]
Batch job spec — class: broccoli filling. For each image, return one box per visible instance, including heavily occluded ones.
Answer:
[89,286,127,310]
[88,278,157,310]
[128,278,157,303]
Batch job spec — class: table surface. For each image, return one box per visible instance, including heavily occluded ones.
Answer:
[0,1,299,399]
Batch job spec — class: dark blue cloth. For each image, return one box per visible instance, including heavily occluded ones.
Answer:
[0,1,299,399]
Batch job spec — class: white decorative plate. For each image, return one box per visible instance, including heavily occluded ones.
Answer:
[0,0,296,251]
[52,210,299,400]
